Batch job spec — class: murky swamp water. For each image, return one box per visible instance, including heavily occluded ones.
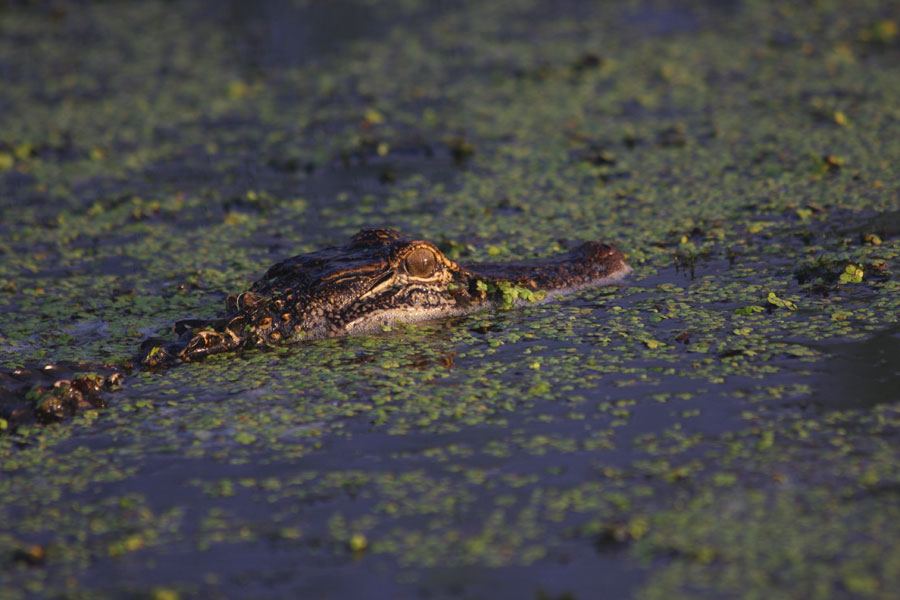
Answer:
[1,1,899,599]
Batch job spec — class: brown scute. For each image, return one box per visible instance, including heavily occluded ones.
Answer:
[349,227,403,248]
[237,292,263,309]
[226,315,247,333]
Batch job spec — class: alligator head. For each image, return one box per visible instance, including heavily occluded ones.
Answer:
[139,228,630,366]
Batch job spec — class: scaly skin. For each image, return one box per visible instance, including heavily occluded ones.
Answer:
[139,228,631,366]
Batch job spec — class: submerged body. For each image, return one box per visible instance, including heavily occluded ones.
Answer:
[140,228,630,366]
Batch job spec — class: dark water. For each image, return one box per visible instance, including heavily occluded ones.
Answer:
[215,0,455,70]
[814,325,900,411]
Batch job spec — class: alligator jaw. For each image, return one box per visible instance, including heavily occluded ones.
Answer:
[457,241,631,297]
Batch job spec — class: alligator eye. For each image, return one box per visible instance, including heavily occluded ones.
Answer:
[405,248,437,278]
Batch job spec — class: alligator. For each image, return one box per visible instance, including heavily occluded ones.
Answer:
[138,228,631,366]
[1,228,629,426]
